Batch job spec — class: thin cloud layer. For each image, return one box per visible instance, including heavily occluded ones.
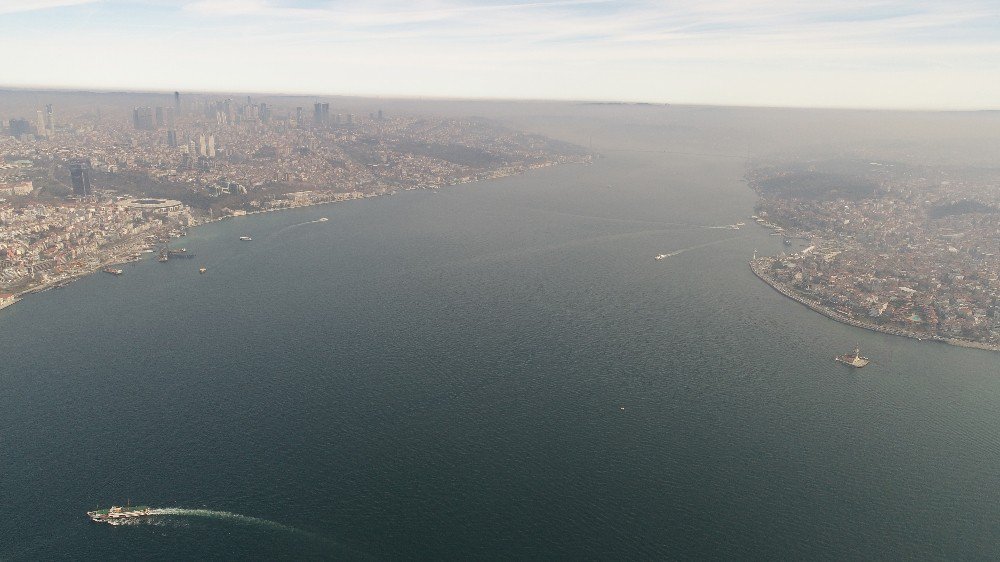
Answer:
[2,0,999,108]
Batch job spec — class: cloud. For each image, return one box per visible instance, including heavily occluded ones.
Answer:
[3,0,1000,108]
[0,0,97,14]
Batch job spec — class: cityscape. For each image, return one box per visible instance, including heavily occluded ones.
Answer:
[0,92,588,308]
[748,160,1000,349]
[4,0,1000,559]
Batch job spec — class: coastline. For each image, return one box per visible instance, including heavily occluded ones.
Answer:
[0,160,580,314]
[749,258,1000,353]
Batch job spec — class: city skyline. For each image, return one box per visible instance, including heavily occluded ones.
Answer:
[2,0,999,110]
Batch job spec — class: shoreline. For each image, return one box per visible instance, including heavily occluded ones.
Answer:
[749,258,1000,353]
[1,160,580,314]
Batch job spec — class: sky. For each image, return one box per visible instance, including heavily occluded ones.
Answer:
[2,0,999,109]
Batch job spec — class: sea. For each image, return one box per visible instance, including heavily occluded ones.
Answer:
[1,104,999,560]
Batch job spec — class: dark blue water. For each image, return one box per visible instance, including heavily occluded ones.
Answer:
[2,114,999,560]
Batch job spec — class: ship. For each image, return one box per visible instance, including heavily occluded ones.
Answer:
[167,248,196,259]
[318,217,329,222]
[835,346,870,368]
[199,267,207,274]
[87,503,153,524]
[103,268,123,275]
[239,236,252,241]
[655,254,668,261]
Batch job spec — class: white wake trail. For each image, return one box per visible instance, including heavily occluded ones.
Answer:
[146,508,308,536]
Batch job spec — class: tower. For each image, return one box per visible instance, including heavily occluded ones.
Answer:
[36,110,47,138]
[69,159,92,196]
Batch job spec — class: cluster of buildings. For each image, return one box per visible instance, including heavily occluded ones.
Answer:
[749,165,1000,347]
[1,96,586,213]
[0,198,191,294]
[0,94,587,301]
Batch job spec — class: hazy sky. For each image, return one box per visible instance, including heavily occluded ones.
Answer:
[3,0,999,109]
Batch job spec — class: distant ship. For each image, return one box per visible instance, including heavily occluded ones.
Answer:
[103,268,123,275]
[835,346,869,368]
[318,218,329,222]
[199,267,207,274]
[168,248,195,259]
[87,504,153,524]
[655,254,668,261]
[239,236,252,241]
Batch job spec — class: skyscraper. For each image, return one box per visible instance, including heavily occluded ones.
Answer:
[167,130,177,147]
[8,118,31,137]
[314,102,330,125]
[44,104,54,132]
[155,107,164,128]
[207,135,216,158]
[199,135,207,157]
[174,91,180,112]
[133,107,154,130]
[69,159,92,196]
[36,110,47,138]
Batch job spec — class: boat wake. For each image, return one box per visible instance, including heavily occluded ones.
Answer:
[656,235,743,260]
[145,508,309,536]
[275,217,329,236]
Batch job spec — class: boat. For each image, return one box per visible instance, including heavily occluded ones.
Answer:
[239,236,252,241]
[167,248,195,258]
[157,254,168,262]
[87,504,153,524]
[835,346,870,368]
[103,268,123,275]
[199,267,207,274]
[655,254,668,261]
[318,217,328,222]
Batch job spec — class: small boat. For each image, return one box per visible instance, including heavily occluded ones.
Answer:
[103,268,123,275]
[239,236,252,241]
[318,218,328,222]
[199,267,207,274]
[655,254,668,261]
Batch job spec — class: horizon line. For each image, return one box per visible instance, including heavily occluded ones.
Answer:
[0,83,997,114]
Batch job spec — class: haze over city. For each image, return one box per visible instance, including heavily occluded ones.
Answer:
[3,0,1000,109]
[4,1,1000,559]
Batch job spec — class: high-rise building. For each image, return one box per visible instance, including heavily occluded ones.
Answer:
[155,107,164,128]
[207,135,216,158]
[69,159,92,196]
[44,104,54,131]
[313,102,330,125]
[8,118,31,137]
[165,107,175,128]
[36,110,47,138]
[174,91,180,111]
[346,113,354,125]
[133,107,155,130]
[167,130,177,147]
[377,109,383,120]
[295,107,303,127]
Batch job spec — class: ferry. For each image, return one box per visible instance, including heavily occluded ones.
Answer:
[103,268,123,276]
[87,504,153,524]
[318,217,328,222]
[239,236,252,241]
[835,346,870,368]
